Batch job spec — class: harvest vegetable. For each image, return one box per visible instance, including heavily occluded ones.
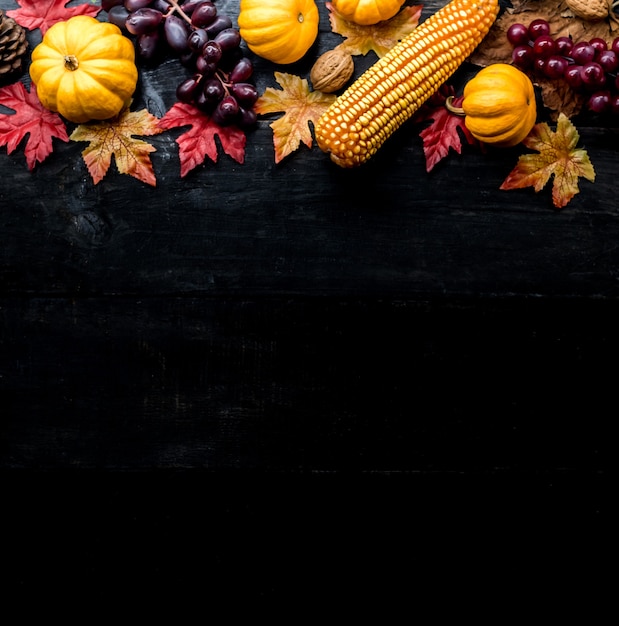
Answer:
[314,0,500,167]
[29,16,138,124]
[330,0,407,25]
[238,0,319,65]
[448,63,537,147]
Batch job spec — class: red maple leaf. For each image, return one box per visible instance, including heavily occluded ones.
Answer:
[157,102,246,177]
[413,87,478,172]
[0,82,69,170]
[7,0,100,35]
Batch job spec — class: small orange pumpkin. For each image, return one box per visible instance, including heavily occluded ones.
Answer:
[458,63,537,147]
[238,0,319,65]
[330,0,406,25]
[29,15,138,124]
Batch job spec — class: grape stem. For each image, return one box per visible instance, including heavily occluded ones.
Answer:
[214,69,232,97]
[166,0,192,24]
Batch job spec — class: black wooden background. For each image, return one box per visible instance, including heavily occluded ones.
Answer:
[1,0,612,598]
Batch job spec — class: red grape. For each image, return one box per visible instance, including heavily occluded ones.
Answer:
[532,35,556,58]
[237,107,258,129]
[202,41,223,63]
[202,78,226,106]
[528,19,550,39]
[597,49,618,73]
[205,15,232,38]
[164,14,190,53]
[571,41,596,65]
[229,57,254,84]
[544,55,568,79]
[580,61,607,90]
[181,0,210,13]
[107,5,130,30]
[137,30,162,62]
[587,90,611,114]
[506,23,530,46]
[512,45,534,69]
[554,36,573,56]
[195,56,217,76]
[229,83,259,107]
[176,75,202,103]
[213,28,242,53]
[212,96,239,125]
[590,37,608,55]
[125,7,163,36]
[533,57,547,74]
[187,28,209,52]
[124,0,153,11]
[191,2,218,28]
[564,64,583,89]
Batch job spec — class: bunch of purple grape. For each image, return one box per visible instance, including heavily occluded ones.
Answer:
[102,0,258,128]
[508,18,619,115]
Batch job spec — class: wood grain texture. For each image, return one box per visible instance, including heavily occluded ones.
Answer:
[0,1,616,481]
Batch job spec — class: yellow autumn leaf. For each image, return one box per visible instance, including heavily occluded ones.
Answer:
[327,2,422,57]
[70,107,163,186]
[500,113,595,209]
[255,72,336,164]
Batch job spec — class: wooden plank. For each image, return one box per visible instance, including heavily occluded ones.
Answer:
[1,1,618,300]
[0,1,616,479]
[1,295,615,471]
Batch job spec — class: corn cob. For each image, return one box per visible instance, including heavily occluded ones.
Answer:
[315,0,500,168]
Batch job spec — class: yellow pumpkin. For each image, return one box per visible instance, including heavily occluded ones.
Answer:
[330,0,406,25]
[460,64,537,147]
[29,15,138,124]
[238,0,319,65]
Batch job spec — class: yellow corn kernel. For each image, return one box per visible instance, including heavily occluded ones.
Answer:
[314,0,500,168]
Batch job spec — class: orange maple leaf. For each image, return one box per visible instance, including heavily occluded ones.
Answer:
[500,113,595,209]
[254,72,336,164]
[327,1,423,57]
[69,107,163,186]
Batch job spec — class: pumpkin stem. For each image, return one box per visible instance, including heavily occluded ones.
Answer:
[445,95,465,116]
[64,55,79,71]
[298,12,305,23]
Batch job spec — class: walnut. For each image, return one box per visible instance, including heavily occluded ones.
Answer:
[310,49,354,94]
[564,0,609,21]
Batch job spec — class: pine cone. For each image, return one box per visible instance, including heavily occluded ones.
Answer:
[0,9,28,84]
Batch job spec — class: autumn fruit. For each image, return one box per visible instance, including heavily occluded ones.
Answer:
[506,18,619,117]
[310,49,355,93]
[237,0,320,65]
[330,0,406,25]
[448,63,537,147]
[29,15,138,124]
[315,0,500,167]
